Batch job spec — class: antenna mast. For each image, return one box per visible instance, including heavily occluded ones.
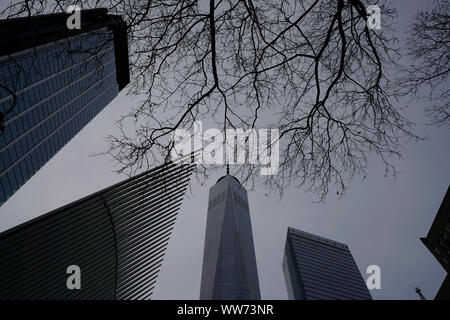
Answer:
[415,287,426,300]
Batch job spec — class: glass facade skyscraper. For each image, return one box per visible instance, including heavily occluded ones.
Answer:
[0,9,129,206]
[200,175,261,300]
[283,227,372,300]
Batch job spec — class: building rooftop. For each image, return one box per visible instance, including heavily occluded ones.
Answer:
[216,174,241,185]
[287,227,349,250]
[0,8,130,90]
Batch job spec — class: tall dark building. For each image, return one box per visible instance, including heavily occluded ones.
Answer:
[0,161,194,299]
[0,9,129,206]
[421,185,450,300]
[200,175,261,300]
[283,227,372,300]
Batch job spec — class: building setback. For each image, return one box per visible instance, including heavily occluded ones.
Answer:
[0,9,129,206]
[200,175,261,300]
[421,185,450,300]
[283,227,372,300]
[0,161,194,299]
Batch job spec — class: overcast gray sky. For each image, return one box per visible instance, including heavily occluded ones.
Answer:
[0,0,449,300]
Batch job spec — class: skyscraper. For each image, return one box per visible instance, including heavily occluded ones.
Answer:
[421,185,450,300]
[0,161,194,299]
[0,9,129,206]
[200,175,261,300]
[283,227,372,300]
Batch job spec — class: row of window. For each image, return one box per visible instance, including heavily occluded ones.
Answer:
[0,84,119,205]
[0,72,116,174]
[5,58,114,135]
[0,30,114,95]
[1,48,114,126]
[0,67,116,158]
[51,31,113,76]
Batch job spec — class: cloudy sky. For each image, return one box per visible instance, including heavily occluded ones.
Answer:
[0,0,449,300]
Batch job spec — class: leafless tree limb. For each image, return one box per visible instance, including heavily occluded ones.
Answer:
[1,0,423,200]
[401,0,449,127]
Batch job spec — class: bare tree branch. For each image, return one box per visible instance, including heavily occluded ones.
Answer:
[401,0,449,127]
[1,0,422,201]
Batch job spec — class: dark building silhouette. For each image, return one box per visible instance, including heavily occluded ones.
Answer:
[0,161,194,299]
[200,175,261,300]
[283,227,372,300]
[421,185,450,300]
[0,9,129,206]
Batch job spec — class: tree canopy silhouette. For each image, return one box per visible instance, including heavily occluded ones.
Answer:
[2,0,433,200]
[402,0,449,127]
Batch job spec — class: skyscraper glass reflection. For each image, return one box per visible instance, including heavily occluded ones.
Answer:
[200,175,261,300]
[283,227,372,300]
[0,9,129,206]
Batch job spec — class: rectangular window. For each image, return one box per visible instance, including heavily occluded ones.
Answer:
[6,170,18,195]
[20,138,28,156]
[8,147,17,165]
[32,109,40,124]
[36,127,43,144]
[30,130,39,146]
[0,152,5,173]
[1,148,11,169]
[30,63,36,84]
[26,112,34,129]
[8,121,19,141]
[43,80,50,98]
[14,141,23,159]
[25,133,33,151]
[15,118,24,135]
[30,151,39,173]
[0,175,11,200]
[41,142,49,160]
[0,126,11,149]
[18,161,28,185]
[24,155,33,176]
[36,146,44,168]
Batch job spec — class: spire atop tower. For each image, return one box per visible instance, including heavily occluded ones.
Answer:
[415,287,426,300]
